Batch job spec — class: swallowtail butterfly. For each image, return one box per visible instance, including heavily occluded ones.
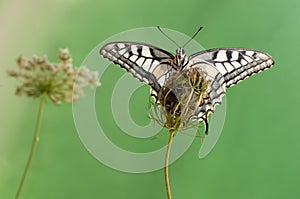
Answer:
[100,28,274,133]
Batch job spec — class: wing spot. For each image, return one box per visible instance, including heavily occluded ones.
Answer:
[267,59,274,65]
[231,51,239,61]
[215,50,227,61]
[157,76,166,86]
[224,62,235,72]
[232,61,242,68]
[119,49,127,55]
[245,51,255,57]
[123,52,129,58]
[241,71,248,78]
[141,47,151,57]
[143,59,152,72]
[131,46,138,55]
[248,68,254,74]
[136,57,145,66]
[241,59,248,65]
[215,62,227,75]
[244,56,253,63]
[117,44,125,48]
[101,49,107,54]
[152,60,160,67]
[129,55,138,62]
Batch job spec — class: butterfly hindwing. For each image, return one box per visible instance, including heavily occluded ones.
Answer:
[186,59,226,121]
[100,42,176,93]
[189,48,274,88]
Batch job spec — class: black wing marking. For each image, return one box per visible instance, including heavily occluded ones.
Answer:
[100,42,177,94]
[189,48,275,88]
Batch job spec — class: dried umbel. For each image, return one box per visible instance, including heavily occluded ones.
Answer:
[7,48,100,104]
[150,68,209,131]
[9,49,101,199]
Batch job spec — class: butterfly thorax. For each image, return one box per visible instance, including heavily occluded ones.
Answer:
[174,48,189,70]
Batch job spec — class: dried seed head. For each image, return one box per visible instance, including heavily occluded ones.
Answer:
[8,48,101,104]
[149,68,208,131]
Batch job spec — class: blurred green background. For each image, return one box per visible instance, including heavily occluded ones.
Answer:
[1,0,300,198]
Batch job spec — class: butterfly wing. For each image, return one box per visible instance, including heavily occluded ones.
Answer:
[100,42,177,96]
[189,48,275,88]
[186,59,227,123]
[187,48,274,132]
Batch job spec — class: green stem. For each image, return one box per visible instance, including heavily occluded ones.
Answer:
[15,92,47,199]
[164,129,175,199]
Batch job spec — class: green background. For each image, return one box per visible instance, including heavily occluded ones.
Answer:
[1,0,299,198]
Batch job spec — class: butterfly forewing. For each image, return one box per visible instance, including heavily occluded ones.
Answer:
[100,42,176,93]
[189,48,274,88]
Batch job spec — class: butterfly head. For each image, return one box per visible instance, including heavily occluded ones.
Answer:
[175,48,189,69]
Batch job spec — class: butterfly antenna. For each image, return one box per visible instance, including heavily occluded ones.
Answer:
[183,26,203,48]
[157,26,180,48]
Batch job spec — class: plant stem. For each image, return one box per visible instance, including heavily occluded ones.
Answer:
[15,92,47,199]
[164,129,175,199]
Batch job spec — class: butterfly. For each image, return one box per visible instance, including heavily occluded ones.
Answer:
[99,29,274,134]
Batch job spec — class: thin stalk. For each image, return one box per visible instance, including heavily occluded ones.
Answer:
[164,129,175,199]
[15,92,47,199]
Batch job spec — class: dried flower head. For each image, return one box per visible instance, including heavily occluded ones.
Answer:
[8,48,100,104]
[149,68,209,131]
